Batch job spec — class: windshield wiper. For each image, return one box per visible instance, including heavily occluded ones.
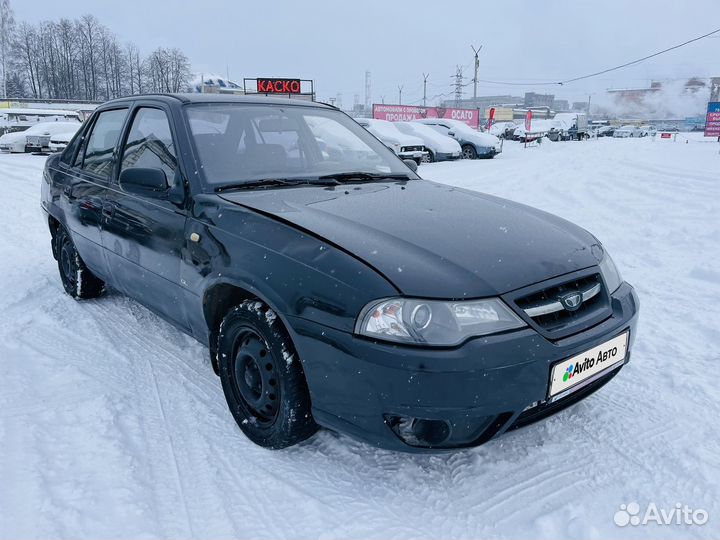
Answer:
[215,177,340,193]
[317,172,413,183]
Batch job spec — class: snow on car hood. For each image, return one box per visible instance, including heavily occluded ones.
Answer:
[219,180,600,298]
[0,131,26,144]
[457,129,500,147]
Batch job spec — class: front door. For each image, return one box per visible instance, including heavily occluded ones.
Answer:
[101,105,190,330]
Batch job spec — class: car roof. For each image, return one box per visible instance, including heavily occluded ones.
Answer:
[99,93,333,110]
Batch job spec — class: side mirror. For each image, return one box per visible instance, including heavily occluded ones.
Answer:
[119,168,168,198]
[403,159,418,172]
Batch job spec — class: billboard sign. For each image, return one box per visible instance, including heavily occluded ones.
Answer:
[525,109,533,131]
[256,78,302,94]
[244,78,314,100]
[705,102,720,137]
[372,104,480,129]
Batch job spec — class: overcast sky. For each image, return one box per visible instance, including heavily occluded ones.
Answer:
[13,0,720,106]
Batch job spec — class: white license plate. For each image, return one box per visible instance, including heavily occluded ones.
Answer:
[549,332,629,397]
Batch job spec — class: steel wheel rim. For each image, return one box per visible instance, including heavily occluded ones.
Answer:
[60,241,75,287]
[462,147,475,159]
[231,328,280,425]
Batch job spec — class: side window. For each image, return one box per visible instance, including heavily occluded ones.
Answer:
[80,109,128,177]
[121,108,177,184]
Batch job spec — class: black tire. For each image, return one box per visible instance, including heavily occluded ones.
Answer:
[461,144,477,159]
[217,300,318,449]
[422,150,435,163]
[56,228,105,299]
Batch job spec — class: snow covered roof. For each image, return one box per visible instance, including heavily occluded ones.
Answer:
[189,74,243,93]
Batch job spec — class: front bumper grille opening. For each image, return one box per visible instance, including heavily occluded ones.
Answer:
[508,363,623,431]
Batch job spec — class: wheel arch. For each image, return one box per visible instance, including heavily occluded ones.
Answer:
[202,279,294,374]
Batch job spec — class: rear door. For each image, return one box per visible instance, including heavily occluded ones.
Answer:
[60,107,130,281]
[101,103,190,330]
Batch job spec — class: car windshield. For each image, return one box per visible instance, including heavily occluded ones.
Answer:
[185,103,414,188]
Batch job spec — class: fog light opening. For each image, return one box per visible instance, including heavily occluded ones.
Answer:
[386,415,451,447]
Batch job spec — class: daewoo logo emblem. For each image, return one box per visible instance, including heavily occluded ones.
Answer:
[560,292,583,311]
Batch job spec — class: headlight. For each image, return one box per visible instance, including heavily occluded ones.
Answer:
[599,252,623,293]
[355,297,526,346]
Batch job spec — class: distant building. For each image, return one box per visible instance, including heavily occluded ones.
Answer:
[606,81,662,105]
[552,99,569,111]
[572,101,587,111]
[190,75,244,95]
[440,95,523,116]
[524,92,554,108]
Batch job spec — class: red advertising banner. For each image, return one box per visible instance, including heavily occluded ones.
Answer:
[487,107,496,130]
[372,104,480,129]
[525,110,533,131]
[704,102,720,137]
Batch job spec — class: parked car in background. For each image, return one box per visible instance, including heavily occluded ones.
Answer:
[613,125,642,138]
[48,130,81,153]
[0,121,81,153]
[414,118,502,159]
[356,118,427,164]
[488,121,516,139]
[639,125,656,137]
[513,119,559,143]
[394,121,461,162]
[548,113,589,141]
[595,126,615,137]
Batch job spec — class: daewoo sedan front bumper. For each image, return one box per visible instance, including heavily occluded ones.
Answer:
[285,279,638,452]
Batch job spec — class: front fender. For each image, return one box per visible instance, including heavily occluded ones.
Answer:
[182,199,398,342]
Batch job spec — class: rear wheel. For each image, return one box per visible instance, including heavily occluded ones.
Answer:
[461,145,477,159]
[217,300,318,448]
[422,150,435,163]
[56,228,105,299]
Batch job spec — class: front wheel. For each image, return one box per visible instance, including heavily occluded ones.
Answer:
[422,150,435,163]
[461,145,477,159]
[217,300,318,449]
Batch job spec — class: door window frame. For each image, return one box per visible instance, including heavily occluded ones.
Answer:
[118,105,180,187]
[71,106,131,182]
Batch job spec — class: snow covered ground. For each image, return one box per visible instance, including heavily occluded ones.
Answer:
[1,134,718,539]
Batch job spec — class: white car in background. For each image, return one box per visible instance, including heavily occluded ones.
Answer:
[489,121,517,138]
[394,121,461,162]
[48,130,81,152]
[613,125,642,138]
[414,118,502,159]
[0,121,81,153]
[639,125,656,137]
[356,118,427,164]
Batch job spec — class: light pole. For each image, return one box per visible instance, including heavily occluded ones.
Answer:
[398,85,404,105]
[422,73,429,107]
[471,45,482,107]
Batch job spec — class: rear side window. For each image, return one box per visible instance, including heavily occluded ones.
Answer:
[80,109,128,178]
[120,108,177,184]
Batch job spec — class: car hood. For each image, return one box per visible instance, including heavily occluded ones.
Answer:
[430,136,461,153]
[0,132,25,143]
[219,180,600,298]
[461,131,500,146]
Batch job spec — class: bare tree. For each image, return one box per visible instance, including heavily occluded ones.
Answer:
[7,9,191,100]
[0,0,15,98]
[13,22,41,98]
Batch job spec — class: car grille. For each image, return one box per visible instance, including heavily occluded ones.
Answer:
[400,145,423,153]
[512,273,611,337]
